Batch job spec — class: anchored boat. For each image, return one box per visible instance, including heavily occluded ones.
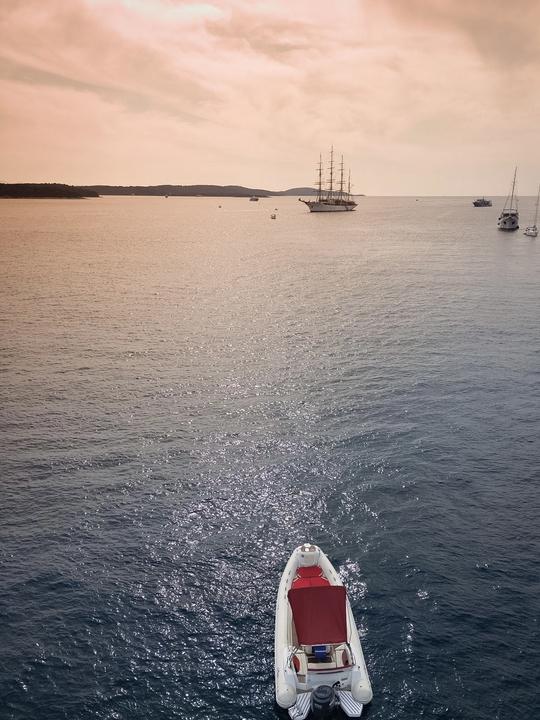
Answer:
[275,544,372,719]
[299,148,357,212]
[498,168,519,231]
[523,184,539,237]
[473,197,492,207]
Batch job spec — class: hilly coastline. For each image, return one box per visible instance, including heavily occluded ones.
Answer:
[85,184,318,197]
[0,183,99,199]
[0,183,319,199]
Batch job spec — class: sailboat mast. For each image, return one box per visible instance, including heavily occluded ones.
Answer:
[328,146,334,200]
[348,170,351,201]
[510,166,517,209]
[535,183,540,226]
[339,155,344,202]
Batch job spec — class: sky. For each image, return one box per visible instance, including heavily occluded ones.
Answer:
[1,0,540,194]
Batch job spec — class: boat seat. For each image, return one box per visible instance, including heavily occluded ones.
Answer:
[296,565,323,578]
[305,644,350,670]
[291,651,308,677]
[291,576,330,589]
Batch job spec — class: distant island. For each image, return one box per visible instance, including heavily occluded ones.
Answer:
[0,183,322,199]
[0,183,99,199]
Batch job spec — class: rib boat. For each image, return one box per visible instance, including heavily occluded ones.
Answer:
[275,544,372,719]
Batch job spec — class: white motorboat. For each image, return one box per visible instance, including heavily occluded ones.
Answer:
[498,167,519,231]
[299,148,357,212]
[523,184,539,237]
[275,544,372,719]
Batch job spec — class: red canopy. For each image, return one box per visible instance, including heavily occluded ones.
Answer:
[288,585,347,645]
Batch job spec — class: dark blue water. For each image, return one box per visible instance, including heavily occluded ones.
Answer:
[1,196,539,719]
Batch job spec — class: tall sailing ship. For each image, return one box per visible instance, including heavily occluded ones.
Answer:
[299,148,357,212]
[497,167,519,231]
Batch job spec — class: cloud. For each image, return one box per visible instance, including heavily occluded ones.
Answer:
[0,0,539,192]
[380,0,540,67]
[205,9,329,61]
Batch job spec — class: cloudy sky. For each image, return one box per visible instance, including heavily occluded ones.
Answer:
[1,0,539,194]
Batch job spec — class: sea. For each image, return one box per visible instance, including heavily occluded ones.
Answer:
[1,196,538,720]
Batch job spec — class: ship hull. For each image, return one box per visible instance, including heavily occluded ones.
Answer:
[498,169,519,231]
[498,212,519,231]
[301,201,356,213]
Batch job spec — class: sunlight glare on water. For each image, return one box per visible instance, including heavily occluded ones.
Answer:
[1,196,539,719]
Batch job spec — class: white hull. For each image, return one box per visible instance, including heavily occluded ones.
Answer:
[498,169,519,231]
[275,544,372,717]
[301,200,356,212]
[498,211,519,231]
[524,185,539,236]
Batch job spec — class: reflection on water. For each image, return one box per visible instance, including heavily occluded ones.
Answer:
[1,196,539,719]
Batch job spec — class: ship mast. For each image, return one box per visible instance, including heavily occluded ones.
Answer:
[534,183,540,226]
[347,169,351,201]
[328,146,334,201]
[317,154,323,203]
[510,166,517,210]
[338,155,344,202]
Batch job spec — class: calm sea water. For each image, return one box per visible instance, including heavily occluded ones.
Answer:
[1,196,539,720]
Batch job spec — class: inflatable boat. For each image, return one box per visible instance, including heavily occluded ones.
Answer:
[274,544,372,719]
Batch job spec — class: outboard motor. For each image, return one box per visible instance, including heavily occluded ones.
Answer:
[311,684,336,719]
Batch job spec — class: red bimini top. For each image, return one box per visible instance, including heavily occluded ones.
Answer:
[288,585,347,645]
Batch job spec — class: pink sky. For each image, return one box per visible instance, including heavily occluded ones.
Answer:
[1,0,539,194]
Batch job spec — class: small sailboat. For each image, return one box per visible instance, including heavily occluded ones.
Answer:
[299,148,357,212]
[275,544,372,719]
[524,184,539,237]
[498,168,519,231]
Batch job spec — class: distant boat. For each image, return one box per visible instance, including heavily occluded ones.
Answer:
[249,196,259,202]
[498,167,519,231]
[473,197,491,207]
[270,213,277,219]
[299,147,357,212]
[524,184,539,237]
